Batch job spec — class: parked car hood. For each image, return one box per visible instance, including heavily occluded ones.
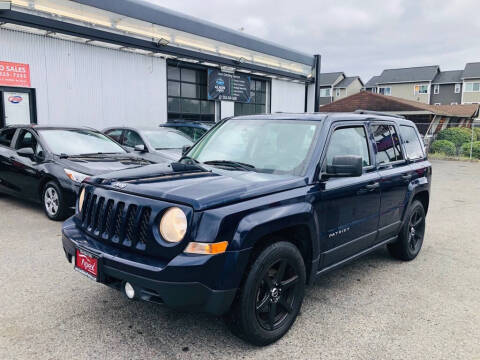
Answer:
[56,154,154,176]
[89,163,307,211]
[154,148,182,161]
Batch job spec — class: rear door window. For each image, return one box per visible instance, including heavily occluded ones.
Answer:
[0,128,17,147]
[371,124,404,165]
[399,125,425,160]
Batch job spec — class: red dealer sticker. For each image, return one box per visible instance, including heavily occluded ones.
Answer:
[75,249,98,279]
[0,61,31,88]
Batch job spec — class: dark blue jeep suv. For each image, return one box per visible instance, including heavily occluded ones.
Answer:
[62,112,431,345]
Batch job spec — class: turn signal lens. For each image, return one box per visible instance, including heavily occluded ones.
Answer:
[78,187,85,213]
[184,241,229,255]
[159,207,187,243]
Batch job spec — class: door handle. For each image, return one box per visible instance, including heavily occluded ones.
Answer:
[402,174,412,181]
[365,182,380,191]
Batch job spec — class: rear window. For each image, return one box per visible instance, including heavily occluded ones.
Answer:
[0,128,16,147]
[371,124,404,165]
[400,125,425,160]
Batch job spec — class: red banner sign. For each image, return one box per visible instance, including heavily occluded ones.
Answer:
[0,61,31,88]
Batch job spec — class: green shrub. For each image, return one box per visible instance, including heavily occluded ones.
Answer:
[461,141,480,159]
[473,127,480,140]
[430,140,456,156]
[437,127,476,154]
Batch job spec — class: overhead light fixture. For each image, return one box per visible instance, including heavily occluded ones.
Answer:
[219,49,247,59]
[1,22,48,35]
[252,72,266,76]
[122,47,152,55]
[254,57,280,68]
[116,23,170,41]
[175,38,217,53]
[236,69,252,74]
[152,52,176,59]
[87,40,124,49]
[221,66,236,73]
[47,32,89,43]
[178,58,199,63]
[201,62,219,67]
[34,4,112,28]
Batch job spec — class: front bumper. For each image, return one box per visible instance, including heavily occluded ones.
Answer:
[62,218,240,316]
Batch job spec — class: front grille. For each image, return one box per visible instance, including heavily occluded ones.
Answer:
[79,194,152,252]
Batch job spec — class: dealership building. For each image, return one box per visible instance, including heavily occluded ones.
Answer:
[0,0,319,129]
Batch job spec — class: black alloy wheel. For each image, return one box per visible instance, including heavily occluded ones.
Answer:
[388,200,426,261]
[255,259,300,331]
[226,241,306,346]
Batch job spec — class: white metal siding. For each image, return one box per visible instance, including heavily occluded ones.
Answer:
[271,78,305,113]
[0,28,167,129]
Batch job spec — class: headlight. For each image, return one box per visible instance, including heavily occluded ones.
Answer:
[159,207,187,243]
[64,169,89,183]
[78,187,85,213]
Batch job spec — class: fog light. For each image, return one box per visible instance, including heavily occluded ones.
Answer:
[124,282,135,299]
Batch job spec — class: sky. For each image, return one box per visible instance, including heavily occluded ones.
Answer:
[146,0,480,82]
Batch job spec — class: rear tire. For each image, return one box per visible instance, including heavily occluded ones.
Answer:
[388,200,426,261]
[42,181,69,221]
[226,241,306,346]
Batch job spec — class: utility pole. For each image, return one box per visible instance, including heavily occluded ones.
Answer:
[314,54,321,112]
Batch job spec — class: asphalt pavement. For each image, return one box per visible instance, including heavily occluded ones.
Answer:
[0,159,479,360]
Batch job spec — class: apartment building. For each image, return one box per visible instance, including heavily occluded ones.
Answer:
[366,62,480,107]
[462,62,480,105]
[319,72,363,105]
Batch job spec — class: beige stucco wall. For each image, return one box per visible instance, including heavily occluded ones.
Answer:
[381,82,430,103]
[462,80,480,103]
[333,78,363,101]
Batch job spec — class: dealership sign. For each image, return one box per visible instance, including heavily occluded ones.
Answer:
[207,69,251,102]
[0,61,31,88]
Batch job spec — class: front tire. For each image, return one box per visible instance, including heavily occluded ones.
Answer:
[226,241,306,346]
[42,181,69,221]
[388,200,426,261]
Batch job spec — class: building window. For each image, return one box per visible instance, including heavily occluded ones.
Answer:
[464,82,480,92]
[414,84,429,94]
[167,65,215,122]
[455,83,461,93]
[319,88,331,97]
[378,87,391,96]
[234,79,267,116]
[372,88,377,94]
[335,88,341,97]
[433,84,440,94]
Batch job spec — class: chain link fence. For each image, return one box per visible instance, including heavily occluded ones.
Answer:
[421,120,480,160]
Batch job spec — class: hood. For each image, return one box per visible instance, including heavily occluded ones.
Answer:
[56,154,154,176]
[154,148,182,161]
[88,163,307,211]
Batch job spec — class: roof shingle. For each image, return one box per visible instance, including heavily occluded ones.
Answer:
[432,70,463,84]
[319,91,479,118]
[463,62,480,79]
[376,65,439,84]
[334,76,363,88]
[319,72,344,86]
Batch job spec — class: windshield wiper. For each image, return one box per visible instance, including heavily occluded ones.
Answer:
[203,160,255,171]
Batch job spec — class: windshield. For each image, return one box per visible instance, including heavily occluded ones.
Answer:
[188,119,321,175]
[143,129,193,149]
[38,129,126,156]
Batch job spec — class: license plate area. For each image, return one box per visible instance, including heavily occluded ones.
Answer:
[74,249,98,281]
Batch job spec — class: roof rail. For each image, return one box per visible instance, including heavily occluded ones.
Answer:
[354,109,405,119]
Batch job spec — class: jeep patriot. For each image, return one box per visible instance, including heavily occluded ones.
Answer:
[62,112,431,345]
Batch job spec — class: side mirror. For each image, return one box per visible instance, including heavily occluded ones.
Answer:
[17,147,35,159]
[326,155,363,177]
[182,145,191,155]
[134,144,147,152]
